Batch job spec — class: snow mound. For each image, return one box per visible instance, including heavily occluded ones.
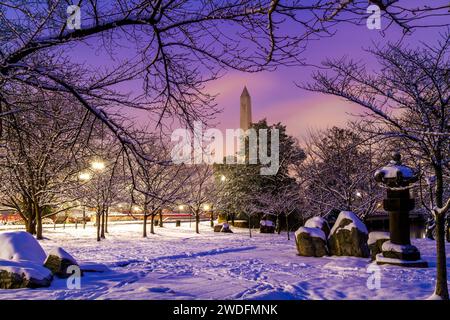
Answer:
[80,262,109,273]
[382,241,412,253]
[47,247,77,265]
[330,211,368,236]
[0,231,47,264]
[0,259,52,281]
[260,220,274,227]
[295,227,326,241]
[368,231,390,245]
[304,217,326,229]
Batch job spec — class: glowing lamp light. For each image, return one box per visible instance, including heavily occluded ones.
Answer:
[91,160,106,171]
[178,205,184,211]
[133,206,141,212]
[203,204,211,211]
[78,172,92,181]
[220,175,226,182]
[356,191,362,198]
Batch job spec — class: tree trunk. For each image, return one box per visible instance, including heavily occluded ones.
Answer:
[105,207,109,233]
[83,206,86,229]
[433,165,449,299]
[276,215,281,234]
[150,212,155,234]
[195,211,200,234]
[26,217,36,235]
[286,214,290,240]
[210,211,214,227]
[143,214,148,237]
[100,209,106,239]
[36,205,43,240]
[435,213,448,299]
[159,209,163,227]
[248,216,252,238]
[96,210,101,241]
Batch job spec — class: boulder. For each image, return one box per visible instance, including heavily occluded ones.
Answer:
[220,223,233,233]
[0,259,53,289]
[304,217,330,237]
[0,231,47,264]
[260,220,275,234]
[44,247,79,278]
[368,231,390,261]
[233,220,248,228]
[295,227,328,257]
[328,211,370,258]
[381,241,421,261]
[213,224,223,232]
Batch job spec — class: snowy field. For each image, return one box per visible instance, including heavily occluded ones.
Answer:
[0,221,449,300]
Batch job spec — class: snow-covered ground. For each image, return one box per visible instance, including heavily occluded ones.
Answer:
[0,221,448,300]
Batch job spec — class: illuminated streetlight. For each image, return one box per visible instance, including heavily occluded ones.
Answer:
[220,175,226,182]
[203,204,210,211]
[91,160,106,171]
[356,191,362,198]
[78,172,92,181]
[178,205,184,211]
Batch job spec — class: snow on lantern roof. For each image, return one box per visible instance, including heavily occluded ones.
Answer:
[374,152,417,188]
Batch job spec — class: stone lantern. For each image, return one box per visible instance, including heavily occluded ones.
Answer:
[374,152,428,267]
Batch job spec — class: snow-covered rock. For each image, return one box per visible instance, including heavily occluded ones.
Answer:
[368,231,390,261]
[328,211,369,258]
[260,220,275,234]
[295,227,327,257]
[0,231,47,264]
[213,224,223,232]
[0,259,53,289]
[381,241,421,261]
[44,247,79,278]
[220,223,233,233]
[304,217,330,237]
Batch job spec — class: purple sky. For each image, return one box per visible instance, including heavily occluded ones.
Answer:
[70,2,446,142]
[209,22,442,141]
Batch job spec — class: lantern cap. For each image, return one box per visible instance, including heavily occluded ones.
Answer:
[374,152,417,188]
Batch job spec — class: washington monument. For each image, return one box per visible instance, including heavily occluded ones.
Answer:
[240,86,252,131]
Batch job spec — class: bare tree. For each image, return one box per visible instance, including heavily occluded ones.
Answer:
[132,134,190,237]
[304,33,450,299]
[1,0,448,168]
[0,93,92,239]
[296,126,383,220]
[183,164,216,234]
[252,184,300,239]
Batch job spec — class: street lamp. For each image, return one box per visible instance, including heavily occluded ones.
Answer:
[78,172,92,181]
[220,175,226,182]
[178,205,184,211]
[91,160,106,171]
[203,204,210,211]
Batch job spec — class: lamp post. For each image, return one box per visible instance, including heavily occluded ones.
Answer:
[374,152,427,267]
[78,172,91,229]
